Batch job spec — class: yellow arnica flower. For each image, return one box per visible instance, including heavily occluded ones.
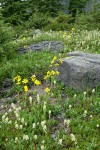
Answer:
[24,85,28,92]
[31,75,36,82]
[22,79,28,84]
[47,71,51,76]
[13,75,21,85]
[54,63,59,66]
[16,81,21,85]
[49,64,52,67]
[44,76,47,80]
[34,79,41,85]
[51,70,55,76]
[44,75,49,80]
[51,56,57,64]
[53,56,57,61]
[13,75,21,82]
[45,87,50,93]
[59,58,63,64]
[51,60,54,64]
[44,69,60,80]
[55,71,60,75]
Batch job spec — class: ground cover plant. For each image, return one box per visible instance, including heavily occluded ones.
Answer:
[0,0,100,149]
[0,29,100,150]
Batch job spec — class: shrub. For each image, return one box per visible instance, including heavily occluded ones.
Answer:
[0,20,17,62]
[75,4,100,30]
[0,0,62,26]
[44,13,73,31]
[25,12,50,29]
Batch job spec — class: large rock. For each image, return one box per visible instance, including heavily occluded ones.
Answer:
[58,51,100,90]
[19,41,64,53]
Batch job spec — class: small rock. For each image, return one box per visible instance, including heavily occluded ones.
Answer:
[18,41,64,53]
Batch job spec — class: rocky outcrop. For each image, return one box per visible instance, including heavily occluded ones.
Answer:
[19,41,64,53]
[58,51,100,90]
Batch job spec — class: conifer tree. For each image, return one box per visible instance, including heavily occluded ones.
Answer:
[0,0,62,25]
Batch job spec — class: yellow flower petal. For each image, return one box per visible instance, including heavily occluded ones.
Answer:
[55,71,60,75]
[22,79,28,84]
[45,87,50,93]
[24,85,28,92]
[59,58,63,64]
[34,80,41,85]
[31,75,36,82]
[54,63,59,66]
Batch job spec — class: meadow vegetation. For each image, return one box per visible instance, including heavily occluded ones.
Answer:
[0,28,100,149]
[0,0,100,149]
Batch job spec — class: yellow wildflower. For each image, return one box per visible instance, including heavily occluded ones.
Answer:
[51,70,55,76]
[45,87,50,93]
[22,79,28,84]
[44,69,59,79]
[47,71,51,76]
[31,75,36,82]
[55,71,60,75]
[13,75,21,85]
[13,75,21,82]
[59,58,63,64]
[53,56,57,61]
[16,81,21,85]
[51,60,54,64]
[54,63,59,66]
[44,71,51,79]
[34,79,41,85]
[44,75,48,80]
[51,56,57,64]
[49,64,52,67]
[24,85,28,92]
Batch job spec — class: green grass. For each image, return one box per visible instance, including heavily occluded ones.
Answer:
[0,29,100,150]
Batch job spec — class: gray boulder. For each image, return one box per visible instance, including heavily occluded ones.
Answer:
[58,51,100,90]
[19,41,64,53]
